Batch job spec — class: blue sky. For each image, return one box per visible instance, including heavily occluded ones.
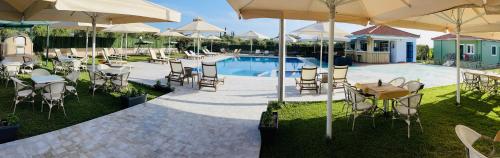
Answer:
[150,0,446,47]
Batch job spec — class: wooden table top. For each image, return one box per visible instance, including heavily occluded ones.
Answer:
[495,130,500,142]
[466,70,500,80]
[355,83,410,100]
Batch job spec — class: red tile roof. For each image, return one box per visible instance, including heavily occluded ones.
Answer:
[351,25,420,38]
[431,34,490,41]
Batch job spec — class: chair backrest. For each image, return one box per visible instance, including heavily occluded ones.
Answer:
[44,81,65,95]
[479,75,491,84]
[346,86,365,104]
[89,71,105,83]
[463,72,475,81]
[108,48,116,55]
[388,77,406,87]
[300,67,317,81]
[397,93,423,109]
[202,62,217,78]
[403,81,423,94]
[32,69,50,77]
[255,49,261,54]
[54,49,63,58]
[170,61,183,74]
[5,65,20,76]
[11,77,28,92]
[189,50,196,55]
[23,56,32,63]
[343,82,352,103]
[455,125,487,158]
[159,48,168,58]
[183,51,192,57]
[149,48,159,59]
[333,66,348,79]
[70,48,78,56]
[65,71,80,83]
[102,48,110,61]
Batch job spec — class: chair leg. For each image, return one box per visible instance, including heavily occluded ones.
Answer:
[48,106,52,120]
[416,114,423,133]
[351,112,357,131]
[76,92,80,103]
[407,116,411,138]
[61,104,67,118]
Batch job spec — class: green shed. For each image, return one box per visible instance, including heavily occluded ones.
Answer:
[432,34,500,69]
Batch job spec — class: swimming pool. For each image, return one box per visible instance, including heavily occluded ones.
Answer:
[215,56,326,77]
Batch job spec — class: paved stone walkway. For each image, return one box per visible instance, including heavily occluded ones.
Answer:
[0,57,458,157]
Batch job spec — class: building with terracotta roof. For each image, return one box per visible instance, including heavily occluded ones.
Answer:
[432,34,500,69]
[346,25,419,63]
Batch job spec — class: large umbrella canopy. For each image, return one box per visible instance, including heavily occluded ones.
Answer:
[157,28,185,53]
[0,20,52,28]
[273,35,298,43]
[51,21,111,58]
[226,0,480,139]
[1,0,181,71]
[176,17,224,54]
[103,23,160,57]
[383,3,498,106]
[292,22,350,69]
[187,32,206,39]
[206,35,221,52]
[236,31,269,53]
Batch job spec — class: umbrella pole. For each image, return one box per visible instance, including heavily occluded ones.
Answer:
[86,28,89,59]
[91,15,97,72]
[125,33,128,58]
[320,34,323,70]
[211,40,213,52]
[250,39,253,54]
[278,18,286,103]
[326,0,336,139]
[45,25,50,65]
[168,36,171,54]
[455,9,462,106]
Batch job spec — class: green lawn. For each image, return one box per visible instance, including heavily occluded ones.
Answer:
[261,85,500,158]
[0,62,165,139]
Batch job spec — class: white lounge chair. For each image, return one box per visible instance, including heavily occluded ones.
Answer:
[455,125,496,158]
[295,67,319,94]
[199,62,224,91]
[148,48,168,64]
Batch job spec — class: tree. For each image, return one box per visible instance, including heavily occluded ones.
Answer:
[417,45,430,61]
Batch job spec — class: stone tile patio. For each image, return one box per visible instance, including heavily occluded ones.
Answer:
[0,57,458,157]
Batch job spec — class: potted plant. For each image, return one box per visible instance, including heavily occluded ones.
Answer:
[153,79,175,93]
[258,106,278,140]
[0,114,20,144]
[120,88,147,108]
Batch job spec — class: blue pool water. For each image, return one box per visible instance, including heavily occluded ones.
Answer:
[215,56,326,77]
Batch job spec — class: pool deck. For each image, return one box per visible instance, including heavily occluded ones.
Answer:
[0,56,459,157]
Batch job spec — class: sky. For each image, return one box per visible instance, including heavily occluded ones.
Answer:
[150,0,447,48]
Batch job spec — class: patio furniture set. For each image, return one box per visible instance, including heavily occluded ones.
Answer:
[0,55,130,119]
[462,70,500,95]
[295,65,348,94]
[167,60,224,91]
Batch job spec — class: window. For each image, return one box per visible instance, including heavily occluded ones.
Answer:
[466,44,475,54]
[492,46,497,56]
[373,40,389,52]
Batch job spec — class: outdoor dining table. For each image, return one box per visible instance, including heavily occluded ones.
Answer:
[355,82,410,116]
[466,70,500,92]
[31,75,65,85]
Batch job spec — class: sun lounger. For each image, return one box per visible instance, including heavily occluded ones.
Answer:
[199,62,224,91]
[189,50,205,58]
[183,51,202,60]
[158,48,172,60]
[102,48,128,65]
[148,48,168,64]
[319,65,348,93]
[295,66,319,94]
[167,60,185,86]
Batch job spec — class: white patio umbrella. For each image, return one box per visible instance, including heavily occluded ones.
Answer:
[292,22,350,69]
[50,22,111,58]
[226,0,479,139]
[157,28,185,53]
[1,0,181,71]
[383,2,499,106]
[206,35,221,52]
[103,23,160,57]
[176,17,224,55]
[186,32,206,52]
[273,35,298,43]
[236,31,270,53]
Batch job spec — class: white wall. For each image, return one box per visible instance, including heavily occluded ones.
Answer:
[393,38,417,63]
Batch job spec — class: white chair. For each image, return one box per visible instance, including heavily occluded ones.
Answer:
[89,71,107,96]
[346,86,377,131]
[388,77,406,87]
[255,49,261,55]
[199,62,224,91]
[3,65,20,87]
[403,81,423,94]
[11,77,35,113]
[52,60,67,75]
[65,71,80,102]
[295,67,319,94]
[79,56,89,71]
[21,56,35,74]
[320,66,348,93]
[455,125,495,158]
[392,93,424,138]
[462,72,479,91]
[42,82,67,119]
[342,82,353,116]
[111,72,130,91]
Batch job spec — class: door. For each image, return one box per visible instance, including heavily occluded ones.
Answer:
[390,41,396,63]
[406,42,413,62]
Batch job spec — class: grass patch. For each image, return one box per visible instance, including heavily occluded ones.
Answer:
[261,85,500,158]
[0,61,165,139]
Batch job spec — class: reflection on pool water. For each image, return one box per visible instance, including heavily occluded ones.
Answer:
[215,56,325,77]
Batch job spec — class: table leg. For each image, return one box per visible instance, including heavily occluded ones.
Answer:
[383,100,389,117]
